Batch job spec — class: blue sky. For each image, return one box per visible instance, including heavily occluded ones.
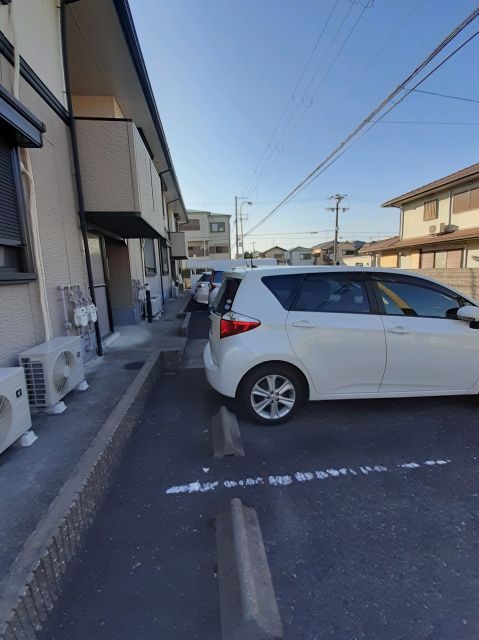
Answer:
[131,0,479,251]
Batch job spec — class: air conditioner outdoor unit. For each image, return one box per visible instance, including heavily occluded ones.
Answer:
[429,225,437,234]
[19,336,86,413]
[0,368,32,455]
[150,295,161,317]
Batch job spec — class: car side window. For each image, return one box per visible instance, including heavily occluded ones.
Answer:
[292,275,371,314]
[374,278,463,318]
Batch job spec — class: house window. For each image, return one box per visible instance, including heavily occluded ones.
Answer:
[211,245,229,254]
[160,244,169,274]
[0,134,32,280]
[210,222,225,233]
[423,198,438,221]
[182,218,200,231]
[143,238,157,276]
[453,187,479,214]
[299,253,312,260]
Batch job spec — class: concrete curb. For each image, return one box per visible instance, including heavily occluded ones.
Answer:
[215,498,283,640]
[212,407,245,459]
[0,344,179,640]
[177,294,192,318]
[179,312,192,337]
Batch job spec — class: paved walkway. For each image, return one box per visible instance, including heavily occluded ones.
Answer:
[0,294,188,586]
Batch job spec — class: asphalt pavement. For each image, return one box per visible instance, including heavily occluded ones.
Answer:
[38,300,479,640]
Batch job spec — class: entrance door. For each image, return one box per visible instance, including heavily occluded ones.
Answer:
[88,234,112,337]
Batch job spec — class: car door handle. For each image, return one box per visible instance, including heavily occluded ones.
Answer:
[387,326,410,335]
[292,320,315,328]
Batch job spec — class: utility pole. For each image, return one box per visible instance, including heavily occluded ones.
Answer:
[234,196,250,259]
[235,196,239,259]
[326,194,349,264]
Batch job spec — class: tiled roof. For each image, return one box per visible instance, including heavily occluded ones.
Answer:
[358,236,400,254]
[382,162,479,207]
[360,227,479,253]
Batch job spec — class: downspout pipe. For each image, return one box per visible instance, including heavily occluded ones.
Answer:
[60,0,103,355]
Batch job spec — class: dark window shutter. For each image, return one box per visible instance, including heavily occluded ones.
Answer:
[0,136,22,246]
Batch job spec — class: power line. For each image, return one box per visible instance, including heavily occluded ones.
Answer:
[411,87,479,104]
[244,8,479,237]
[261,0,422,198]
[247,0,371,197]
[241,0,341,196]
[380,120,479,125]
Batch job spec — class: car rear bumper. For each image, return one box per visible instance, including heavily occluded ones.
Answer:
[203,341,236,398]
[194,289,209,304]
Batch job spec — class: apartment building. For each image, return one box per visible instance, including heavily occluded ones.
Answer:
[0,0,187,366]
[362,163,479,269]
[183,210,231,259]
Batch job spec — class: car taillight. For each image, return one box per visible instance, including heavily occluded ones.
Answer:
[220,313,261,339]
[209,283,216,291]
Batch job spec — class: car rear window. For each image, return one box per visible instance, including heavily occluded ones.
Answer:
[261,274,304,310]
[213,277,242,315]
[211,270,225,284]
[198,273,210,282]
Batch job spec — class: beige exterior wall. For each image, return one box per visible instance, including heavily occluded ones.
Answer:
[0,0,66,106]
[0,59,88,366]
[379,254,398,268]
[76,119,137,212]
[450,179,479,230]
[402,192,450,239]
[184,212,231,258]
[402,181,479,241]
[466,240,479,268]
[132,125,165,236]
[72,95,125,119]
[75,119,165,237]
[342,255,372,267]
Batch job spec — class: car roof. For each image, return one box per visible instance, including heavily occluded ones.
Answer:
[223,265,476,300]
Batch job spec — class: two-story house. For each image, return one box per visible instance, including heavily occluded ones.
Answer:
[362,163,479,269]
[312,240,357,265]
[183,210,231,259]
[0,0,187,365]
[259,246,288,264]
[287,246,314,266]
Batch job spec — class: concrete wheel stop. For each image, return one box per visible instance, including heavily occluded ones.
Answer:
[212,407,245,459]
[215,498,283,640]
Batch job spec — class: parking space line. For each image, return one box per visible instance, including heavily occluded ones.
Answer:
[165,458,452,496]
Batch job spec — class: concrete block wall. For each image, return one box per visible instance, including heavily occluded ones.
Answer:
[410,268,479,299]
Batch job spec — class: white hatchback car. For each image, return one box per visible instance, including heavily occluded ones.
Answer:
[193,272,212,305]
[203,266,479,424]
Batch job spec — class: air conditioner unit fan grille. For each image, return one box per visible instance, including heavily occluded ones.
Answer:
[52,351,75,394]
[0,395,11,424]
[20,358,47,407]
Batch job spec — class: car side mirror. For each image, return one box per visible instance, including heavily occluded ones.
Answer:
[456,305,479,323]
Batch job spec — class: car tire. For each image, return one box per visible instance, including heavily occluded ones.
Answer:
[237,363,304,425]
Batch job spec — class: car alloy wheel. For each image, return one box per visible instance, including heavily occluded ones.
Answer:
[250,374,296,420]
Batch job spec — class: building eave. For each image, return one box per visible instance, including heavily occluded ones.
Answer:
[382,162,479,208]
